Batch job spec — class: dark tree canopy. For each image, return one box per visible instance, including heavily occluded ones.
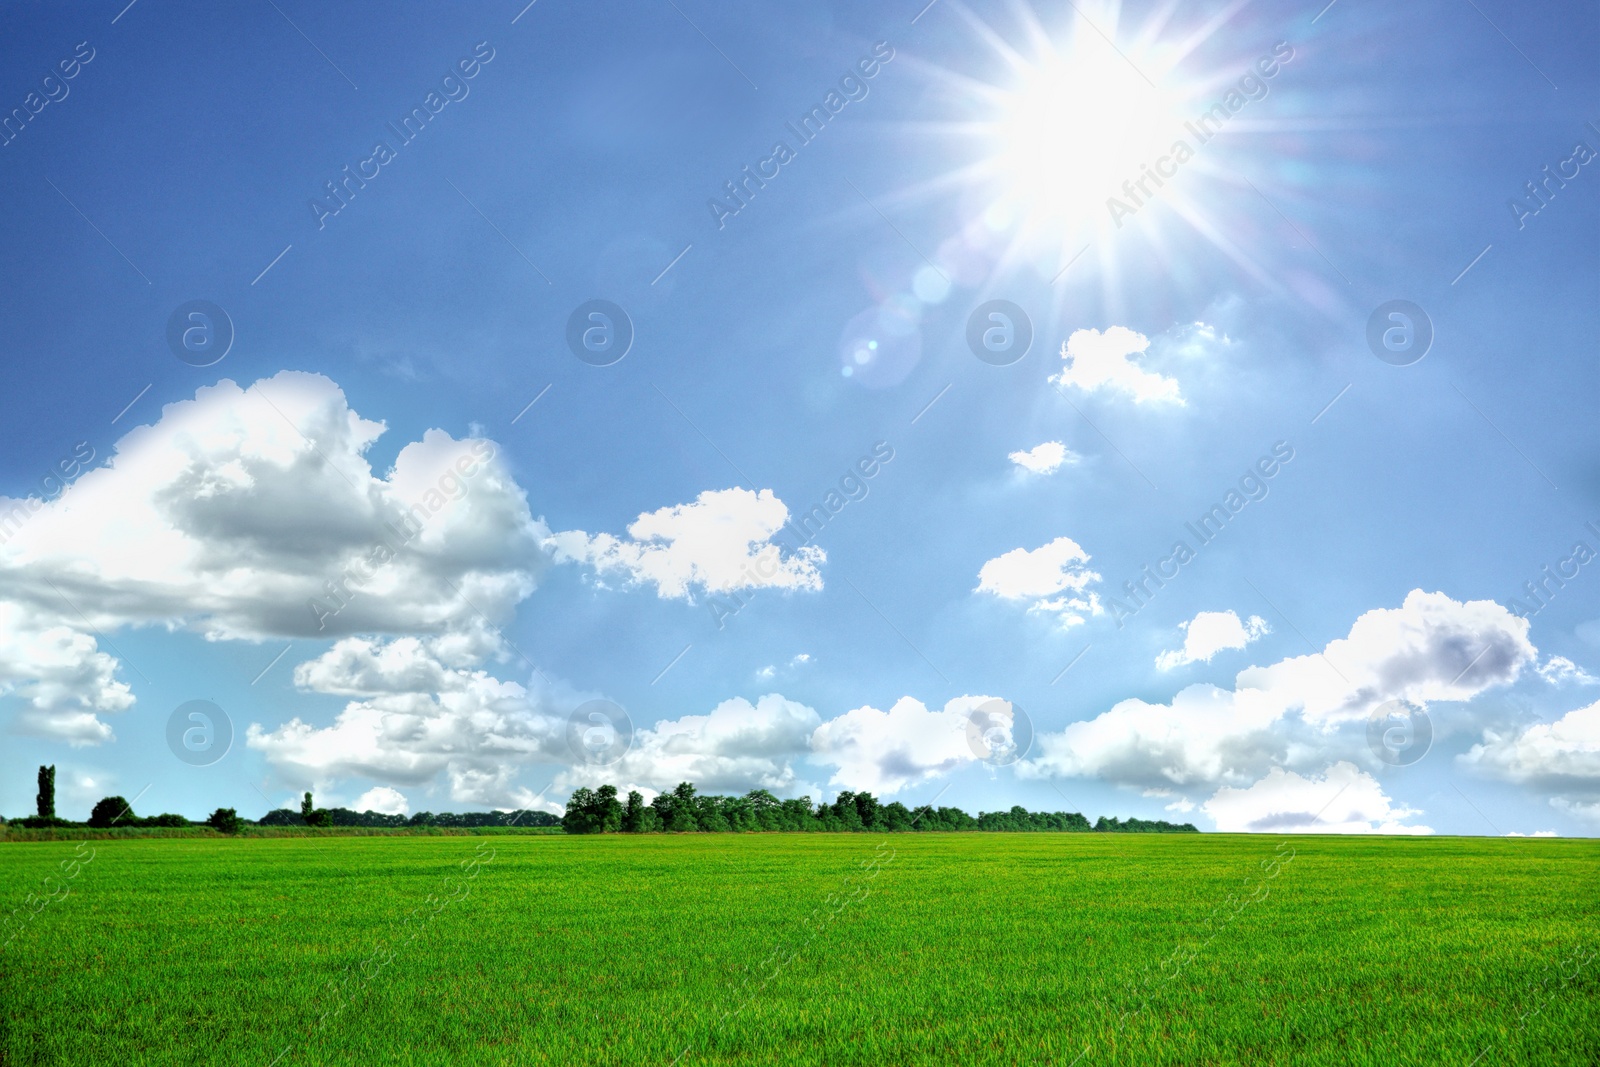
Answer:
[560,782,1199,835]
[88,796,134,828]
[36,765,55,819]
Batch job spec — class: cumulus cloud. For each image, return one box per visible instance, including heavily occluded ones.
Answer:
[1022,683,1288,790]
[1537,656,1598,686]
[547,487,824,600]
[249,634,572,807]
[354,786,409,815]
[1051,326,1182,404]
[976,536,1102,627]
[1156,610,1269,670]
[0,372,546,743]
[290,629,505,696]
[810,695,1004,796]
[1202,762,1432,834]
[557,693,822,797]
[1008,441,1076,475]
[1023,591,1533,791]
[1236,590,1534,729]
[0,603,132,745]
[1461,698,1600,793]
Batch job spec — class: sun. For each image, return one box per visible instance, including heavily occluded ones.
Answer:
[987,31,1186,243]
[872,0,1300,307]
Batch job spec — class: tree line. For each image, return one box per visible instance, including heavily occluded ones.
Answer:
[6,769,560,832]
[8,766,1199,835]
[562,782,1199,834]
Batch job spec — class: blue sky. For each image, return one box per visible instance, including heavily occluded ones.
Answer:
[2,0,1597,835]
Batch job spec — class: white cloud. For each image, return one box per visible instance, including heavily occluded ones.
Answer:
[1236,590,1534,729]
[1202,762,1433,834]
[557,693,822,797]
[1505,830,1558,837]
[1023,683,1288,789]
[1161,321,1228,360]
[249,635,572,808]
[1461,698,1600,790]
[290,629,505,696]
[1051,326,1182,404]
[0,372,546,743]
[0,602,131,745]
[1142,788,1195,813]
[354,786,409,815]
[1537,656,1598,686]
[1156,610,1269,670]
[1023,591,1534,791]
[809,695,1002,796]
[547,487,824,600]
[754,653,812,682]
[976,536,1102,627]
[1551,797,1600,822]
[1008,441,1076,475]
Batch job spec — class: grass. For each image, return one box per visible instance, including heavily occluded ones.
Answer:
[1,833,1596,1065]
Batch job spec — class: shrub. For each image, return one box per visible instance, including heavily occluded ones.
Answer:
[206,808,241,834]
[258,808,307,826]
[88,796,135,828]
[143,813,191,828]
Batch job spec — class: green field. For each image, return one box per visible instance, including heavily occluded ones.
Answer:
[2,833,1596,1065]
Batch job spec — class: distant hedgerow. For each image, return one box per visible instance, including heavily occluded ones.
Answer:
[561,783,1199,834]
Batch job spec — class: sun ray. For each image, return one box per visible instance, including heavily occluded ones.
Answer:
[847,0,1363,325]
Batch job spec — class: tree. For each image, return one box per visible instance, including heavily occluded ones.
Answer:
[622,791,659,833]
[745,789,782,831]
[880,801,914,832]
[779,797,816,832]
[721,795,755,832]
[595,785,624,834]
[666,782,699,832]
[649,792,676,831]
[35,765,55,819]
[89,796,133,828]
[853,791,881,831]
[207,808,241,834]
[300,790,332,828]
[832,791,863,831]
[693,794,730,833]
[563,787,599,834]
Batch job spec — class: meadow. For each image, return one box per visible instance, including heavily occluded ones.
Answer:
[1,833,1596,1066]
